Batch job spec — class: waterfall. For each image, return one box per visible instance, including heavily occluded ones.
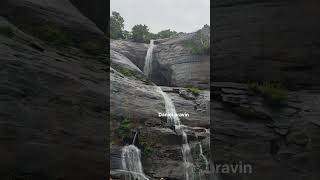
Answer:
[156,86,195,180]
[143,39,195,180]
[199,143,209,170]
[143,40,155,78]
[121,132,149,180]
[181,131,195,180]
[158,88,181,127]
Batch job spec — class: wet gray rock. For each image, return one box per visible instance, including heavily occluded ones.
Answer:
[2,0,106,51]
[0,11,107,180]
[213,0,320,88]
[152,27,210,89]
[69,0,107,32]
[111,40,148,70]
[110,37,210,180]
[212,82,320,180]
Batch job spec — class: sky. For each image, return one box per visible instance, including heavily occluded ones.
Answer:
[110,0,210,33]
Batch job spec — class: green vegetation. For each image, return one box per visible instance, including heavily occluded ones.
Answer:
[33,23,70,46]
[115,118,131,139]
[140,141,154,157]
[109,11,179,43]
[110,11,125,39]
[157,29,177,39]
[189,87,200,96]
[131,24,149,43]
[139,133,162,158]
[117,67,135,77]
[122,30,132,40]
[116,67,152,85]
[184,28,210,55]
[0,26,14,38]
[131,25,178,43]
[248,82,288,104]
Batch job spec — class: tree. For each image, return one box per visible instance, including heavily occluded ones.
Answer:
[122,30,132,40]
[145,32,159,42]
[131,24,149,43]
[110,11,124,39]
[157,29,177,39]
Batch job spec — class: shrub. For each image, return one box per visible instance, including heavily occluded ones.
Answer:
[189,87,200,96]
[116,67,153,85]
[184,31,210,55]
[118,68,135,77]
[33,23,70,46]
[0,26,14,38]
[185,40,209,55]
[115,118,131,138]
[141,142,154,157]
[248,82,288,104]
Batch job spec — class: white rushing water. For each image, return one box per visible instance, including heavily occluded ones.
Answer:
[143,40,155,78]
[121,132,149,180]
[157,86,195,180]
[158,88,182,127]
[199,143,209,170]
[144,39,195,180]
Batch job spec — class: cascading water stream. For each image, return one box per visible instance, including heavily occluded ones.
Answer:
[121,132,149,180]
[199,143,209,170]
[144,40,195,180]
[143,39,154,78]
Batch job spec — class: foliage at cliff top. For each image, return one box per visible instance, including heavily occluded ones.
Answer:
[183,26,210,55]
[109,11,179,43]
[110,11,125,39]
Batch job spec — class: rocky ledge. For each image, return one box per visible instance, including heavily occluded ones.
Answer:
[212,82,320,180]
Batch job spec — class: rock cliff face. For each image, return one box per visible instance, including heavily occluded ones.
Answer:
[153,27,210,89]
[212,0,320,88]
[213,1,320,179]
[110,33,210,179]
[0,1,107,179]
[212,82,320,180]
[70,0,108,32]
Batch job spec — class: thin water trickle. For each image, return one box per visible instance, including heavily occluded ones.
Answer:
[132,131,138,145]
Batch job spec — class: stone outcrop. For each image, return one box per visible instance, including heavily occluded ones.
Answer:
[0,1,107,179]
[111,40,148,70]
[212,82,320,180]
[152,26,210,89]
